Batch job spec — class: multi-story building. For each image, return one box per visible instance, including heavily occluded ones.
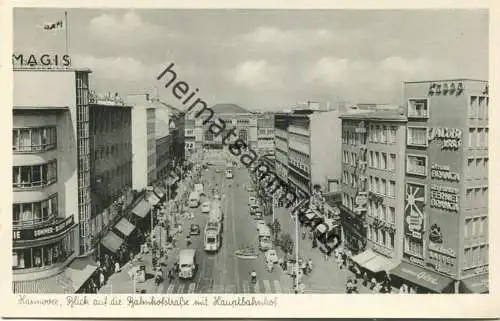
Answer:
[274,108,342,197]
[340,106,407,271]
[257,112,275,156]
[12,65,98,292]
[88,99,133,245]
[188,103,258,158]
[390,79,489,293]
[127,94,156,190]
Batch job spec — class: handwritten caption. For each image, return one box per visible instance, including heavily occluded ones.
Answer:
[17,294,278,308]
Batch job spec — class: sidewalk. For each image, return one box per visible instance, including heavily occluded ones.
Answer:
[268,206,374,294]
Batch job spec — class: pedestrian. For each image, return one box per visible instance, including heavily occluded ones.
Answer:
[372,282,382,294]
[362,272,368,287]
[99,271,105,288]
[114,261,121,273]
[370,277,377,290]
[307,258,313,273]
[346,279,353,294]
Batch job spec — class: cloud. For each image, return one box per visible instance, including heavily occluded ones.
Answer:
[88,11,180,48]
[226,60,284,91]
[72,54,157,81]
[233,26,341,53]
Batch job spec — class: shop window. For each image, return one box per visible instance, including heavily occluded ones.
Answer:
[408,99,429,118]
[404,235,424,258]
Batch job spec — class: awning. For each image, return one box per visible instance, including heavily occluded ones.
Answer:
[305,211,316,220]
[132,199,151,218]
[146,192,161,206]
[100,231,124,253]
[351,249,377,266]
[114,218,135,237]
[316,224,328,234]
[13,256,98,294]
[460,274,489,293]
[390,262,455,293]
[154,187,166,199]
[362,254,396,273]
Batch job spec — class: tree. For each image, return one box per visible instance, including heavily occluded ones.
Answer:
[280,232,294,254]
[272,219,281,241]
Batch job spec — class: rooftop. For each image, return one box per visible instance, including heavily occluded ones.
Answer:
[404,78,488,84]
[13,105,69,112]
[211,103,251,114]
[340,107,407,121]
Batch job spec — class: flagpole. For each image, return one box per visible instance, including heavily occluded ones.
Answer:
[65,11,69,55]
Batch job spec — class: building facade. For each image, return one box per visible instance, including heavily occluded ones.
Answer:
[274,108,342,197]
[127,94,157,190]
[88,102,133,246]
[257,112,275,156]
[397,79,489,293]
[187,103,258,157]
[12,67,89,282]
[340,108,407,269]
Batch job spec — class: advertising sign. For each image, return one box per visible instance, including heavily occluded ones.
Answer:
[428,81,464,96]
[13,215,75,241]
[12,53,71,68]
[428,127,463,150]
[426,223,457,276]
[404,183,426,239]
[430,184,459,212]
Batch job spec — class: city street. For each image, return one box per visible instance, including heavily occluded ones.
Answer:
[159,159,284,294]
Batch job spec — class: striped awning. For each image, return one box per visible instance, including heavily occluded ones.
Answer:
[114,218,135,237]
[101,231,124,253]
[132,199,151,218]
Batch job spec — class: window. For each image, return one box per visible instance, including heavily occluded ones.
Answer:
[374,178,379,193]
[469,128,476,148]
[204,130,214,141]
[13,194,58,227]
[388,127,397,144]
[388,181,396,198]
[369,151,374,167]
[374,152,380,169]
[388,154,396,171]
[477,128,484,148]
[13,160,57,189]
[380,126,387,143]
[388,207,395,224]
[405,236,424,257]
[408,99,429,118]
[13,127,57,152]
[407,127,428,147]
[469,96,478,119]
[380,179,387,195]
[389,233,395,249]
[407,155,427,176]
[381,153,387,170]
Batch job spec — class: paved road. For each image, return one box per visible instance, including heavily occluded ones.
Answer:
[160,161,285,294]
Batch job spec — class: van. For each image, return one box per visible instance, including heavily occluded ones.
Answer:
[178,249,198,279]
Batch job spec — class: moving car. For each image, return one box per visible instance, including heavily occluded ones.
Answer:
[190,224,201,236]
[248,196,257,206]
[254,210,263,220]
[265,249,279,264]
[201,201,211,213]
[256,219,266,230]
[250,204,260,215]
[225,169,233,179]
[178,249,198,280]
[189,192,200,208]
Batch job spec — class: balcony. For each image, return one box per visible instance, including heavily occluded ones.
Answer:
[13,143,57,154]
[13,177,57,190]
[13,214,59,231]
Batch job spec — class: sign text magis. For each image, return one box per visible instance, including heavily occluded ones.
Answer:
[12,53,71,67]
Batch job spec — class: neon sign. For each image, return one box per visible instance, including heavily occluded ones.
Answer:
[428,128,462,150]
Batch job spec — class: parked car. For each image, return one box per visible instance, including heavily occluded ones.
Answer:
[247,185,255,192]
[256,219,266,230]
[248,196,257,206]
[201,201,211,213]
[190,224,201,235]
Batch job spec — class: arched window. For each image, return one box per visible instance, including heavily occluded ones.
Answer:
[238,129,248,142]
[204,130,214,141]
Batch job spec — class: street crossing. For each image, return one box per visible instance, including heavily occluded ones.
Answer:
[160,279,285,294]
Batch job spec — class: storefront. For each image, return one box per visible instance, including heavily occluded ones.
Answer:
[12,215,76,275]
[459,274,489,294]
[390,261,455,293]
[340,209,367,255]
[13,255,98,294]
[351,249,396,274]
[130,198,152,234]
[100,231,125,254]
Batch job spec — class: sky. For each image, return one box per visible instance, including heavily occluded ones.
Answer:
[14,8,488,112]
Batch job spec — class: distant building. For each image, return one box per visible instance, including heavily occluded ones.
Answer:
[257,112,275,156]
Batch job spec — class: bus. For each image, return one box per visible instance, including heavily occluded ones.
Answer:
[189,192,200,208]
[258,225,272,251]
[204,219,222,252]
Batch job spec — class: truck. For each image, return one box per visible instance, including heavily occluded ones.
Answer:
[204,219,222,252]
[258,225,272,251]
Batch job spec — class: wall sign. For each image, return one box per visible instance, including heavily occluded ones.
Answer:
[430,184,459,212]
[12,53,71,67]
[428,81,464,96]
[407,255,426,267]
[428,128,463,150]
[428,239,457,275]
[429,224,443,244]
[13,215,75,241]
[405,184,426,239]
[431,164,460,182]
